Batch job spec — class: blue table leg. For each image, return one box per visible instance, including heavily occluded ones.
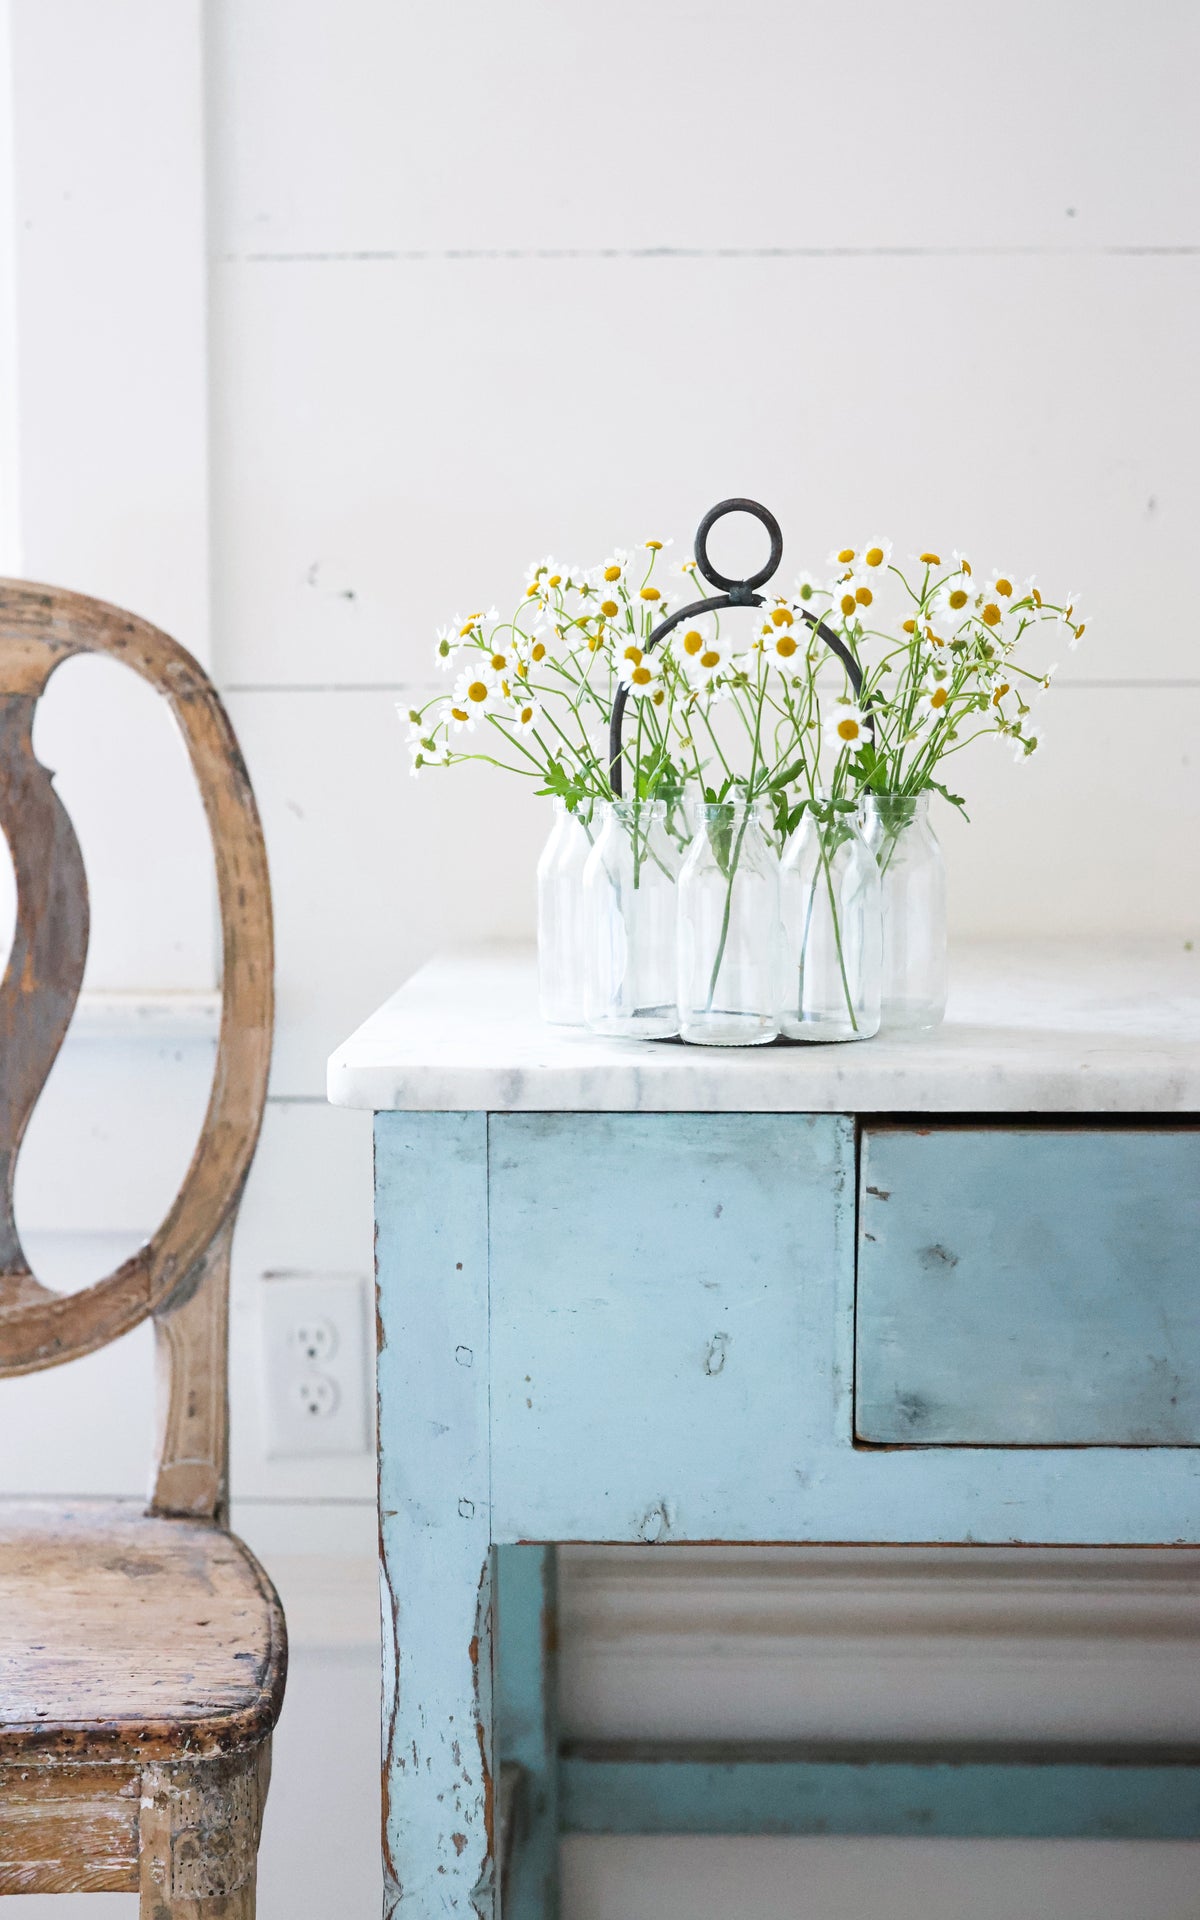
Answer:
[376,1112,497,1918]
[497,1545,561,1919]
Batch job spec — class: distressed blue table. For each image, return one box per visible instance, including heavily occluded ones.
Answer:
[328,942,1200,1917]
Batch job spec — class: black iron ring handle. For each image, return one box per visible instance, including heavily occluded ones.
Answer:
[607,499,868,798]
[694,497,783,598]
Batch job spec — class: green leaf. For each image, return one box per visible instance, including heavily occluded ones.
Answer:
[927,779,970,820]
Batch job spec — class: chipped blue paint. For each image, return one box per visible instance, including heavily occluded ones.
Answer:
[376,1112,495,1918]
[496,1546,560,1918]
[560,1752,1200,1839]
[373,1108,1200,1914]
[856,1126,1200,1444]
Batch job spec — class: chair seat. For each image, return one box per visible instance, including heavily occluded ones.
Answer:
[0,1499,286,1765]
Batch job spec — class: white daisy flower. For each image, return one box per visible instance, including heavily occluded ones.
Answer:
[950,550,974,579]
[920,682,953,722]
[826,544,859,572]
[823,702,872,751]
[592,548,631,590]
[509,693,542,732]
[433,623,464,671]
[1014,724,1043,761]
[683,633,734,686]
[792,569,826,605]
[911,550,944,571]
[753,606,804,670]
[452,668,499,725]
[930,578,974,628]
[620,651,664,698]
[831,577,870,625]
[982,571,1017,606]
[859,539,893,578]
[642,537,673,554]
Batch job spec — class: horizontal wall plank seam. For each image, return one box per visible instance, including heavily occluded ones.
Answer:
[218,245,1200,265]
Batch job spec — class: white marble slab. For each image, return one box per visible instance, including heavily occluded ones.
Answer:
[327,940,1200,1115]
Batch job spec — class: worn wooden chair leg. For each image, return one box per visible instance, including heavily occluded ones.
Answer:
[139,1744,270,1919]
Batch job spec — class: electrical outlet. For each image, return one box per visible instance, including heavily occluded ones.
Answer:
[260,1273,370,1457]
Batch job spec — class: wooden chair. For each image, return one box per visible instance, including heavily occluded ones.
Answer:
[0,582,284,1914]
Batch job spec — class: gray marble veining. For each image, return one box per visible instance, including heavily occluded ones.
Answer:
[327,939,1200,1114]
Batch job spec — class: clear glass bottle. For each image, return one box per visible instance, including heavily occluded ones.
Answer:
[779,802,882,1042]
[536,798,596,1027]
[860,792,948,1033]
[583,800,680,1039]
[677,801,781,1047]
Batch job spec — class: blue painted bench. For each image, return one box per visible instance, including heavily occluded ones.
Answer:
[328,943,1200,1917]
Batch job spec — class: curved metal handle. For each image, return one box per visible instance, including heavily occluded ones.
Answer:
[607,498,866,798]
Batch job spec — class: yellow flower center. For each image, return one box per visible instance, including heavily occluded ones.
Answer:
[920,551,941,565]
[467,681,489,703]
[902,617,916,634]
[1074,621,1086,639]
[836,717,861,741]
[840,592,856,618]
[855,585,873,606]
[516,662,528,679]
[1032,587,1043,607]
[652,686,666,706]
[531,641,546,660]
[930,686,949,709]
[460,621,477,637]
[992,682,1010,705]
[623,644,643,664]
[775,635,797,658]
[632,665,652,685]
[639,586,661,601]
[771,606,793,627]
[865,546,884,567]
[526,584,538,597]
[981,602,1002,627]
[600,599,619,619]
[700,649,720,669]
[948,587,969,611]
[451,707,468,723]
[683,629,703,655]
[520,705,534,724]
[837,547,856,565]
[604,564,621,582]
[490,652,506,670]
[960,558,972,576]
[645,539,663,551]
[995,576,1012,597]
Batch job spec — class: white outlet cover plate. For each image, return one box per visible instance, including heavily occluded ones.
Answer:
[260,1273,371,1458]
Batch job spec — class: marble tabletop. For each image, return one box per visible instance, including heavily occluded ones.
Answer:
[328,939,1199,1115]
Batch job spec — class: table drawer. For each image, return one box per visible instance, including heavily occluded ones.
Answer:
[856,1126,1200,1446]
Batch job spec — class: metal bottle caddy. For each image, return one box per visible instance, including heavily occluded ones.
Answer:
[607,496,866,796]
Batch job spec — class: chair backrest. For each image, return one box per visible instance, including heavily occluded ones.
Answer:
[0,582,273,1522]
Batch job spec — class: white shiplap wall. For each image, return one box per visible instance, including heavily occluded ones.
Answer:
[4,2,1200,1915]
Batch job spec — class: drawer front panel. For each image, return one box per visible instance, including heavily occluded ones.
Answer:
[856,1127,1200,1446]
[489,1112,854,1542]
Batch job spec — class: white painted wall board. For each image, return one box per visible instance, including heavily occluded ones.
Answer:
[225,686,547,1096]
[13,1027,214,1235]
[0,1235,150,1495]
[0,0,19,573]
[208,0,1200,257]
[210,252,1197,687]
[559,1546,1200,1747]
[31,655,216,988]
[8,0,210,660]
[229,1100,377,1504]
[562,1836,1200,1920]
